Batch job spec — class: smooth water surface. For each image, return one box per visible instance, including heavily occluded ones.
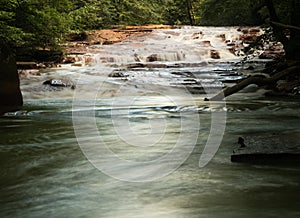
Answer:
[1,99,300,217]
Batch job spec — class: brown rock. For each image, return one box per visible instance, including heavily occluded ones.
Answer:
[146,54,158,62]
[108,72,127,77]
[249,28,260,34]
[18,69,41,77]
[210,50,221,59]
[43,79,76,89]
[62,56,76,64]
[199,40,211,46]
[16,62,38,69]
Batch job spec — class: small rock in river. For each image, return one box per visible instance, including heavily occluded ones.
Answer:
[43,79,76,89]
[108,72,127,77]
[146,54,158,62]
[210,50,220,59]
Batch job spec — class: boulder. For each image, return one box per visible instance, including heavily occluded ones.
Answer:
[210,50,221,59]
[43,79,76,89]
[108,72,127,77]
[146,54,158,62]
[198,40,211,46]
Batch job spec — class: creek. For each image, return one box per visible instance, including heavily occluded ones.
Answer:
[1,26,300,217]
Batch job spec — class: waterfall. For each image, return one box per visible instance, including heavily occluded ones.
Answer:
[87,26,261,64]
[20,26,266,100]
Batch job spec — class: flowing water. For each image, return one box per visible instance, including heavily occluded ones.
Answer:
[1,27,300,217]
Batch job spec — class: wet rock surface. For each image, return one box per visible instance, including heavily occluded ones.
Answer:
[43,79,76,90]
[231,133,300,164]
[61,26,277,66]
[108,72,128,78]
[18,69,41,77]
[210,50,221,59]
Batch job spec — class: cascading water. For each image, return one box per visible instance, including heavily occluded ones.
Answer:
[91,26,252,64]
[20,26,265,99]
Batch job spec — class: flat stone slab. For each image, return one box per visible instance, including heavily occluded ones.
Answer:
[231,133,300,164]
[231,153,300,164]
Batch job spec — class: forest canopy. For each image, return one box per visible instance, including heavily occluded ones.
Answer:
[0,0,298,53]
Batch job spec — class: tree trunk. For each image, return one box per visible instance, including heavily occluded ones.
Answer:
[185,0,194,25]
[286,0,300,60]
[264,0,289,49]
[265,0,300,60]
[207,1,300,101]
[0,45,23,115]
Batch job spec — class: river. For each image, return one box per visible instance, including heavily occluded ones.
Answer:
[1,26,300,217]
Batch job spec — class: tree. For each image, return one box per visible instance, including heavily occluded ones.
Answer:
[165,0,196,25]
[109,0,168,25]
[205,0,300,100]
[14,0,71,49]
[265,0,300,60]
[0,0,71,114]
[0,0,23,114]
[198,0,262,26]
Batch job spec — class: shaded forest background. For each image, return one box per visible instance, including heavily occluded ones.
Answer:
[1,0,298,52]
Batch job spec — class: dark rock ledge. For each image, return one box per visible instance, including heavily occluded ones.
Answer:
[231,133,300,165]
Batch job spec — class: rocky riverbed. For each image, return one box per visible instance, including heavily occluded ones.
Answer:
[18,25,300,100]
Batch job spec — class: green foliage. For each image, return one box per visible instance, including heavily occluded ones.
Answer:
[0,1,25,48]
[1,0,71,51]
[197,0,295,26]
[68,0,169,29]
[69,0,114,30]
[197,0,261,26]
[25,7,69,48]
